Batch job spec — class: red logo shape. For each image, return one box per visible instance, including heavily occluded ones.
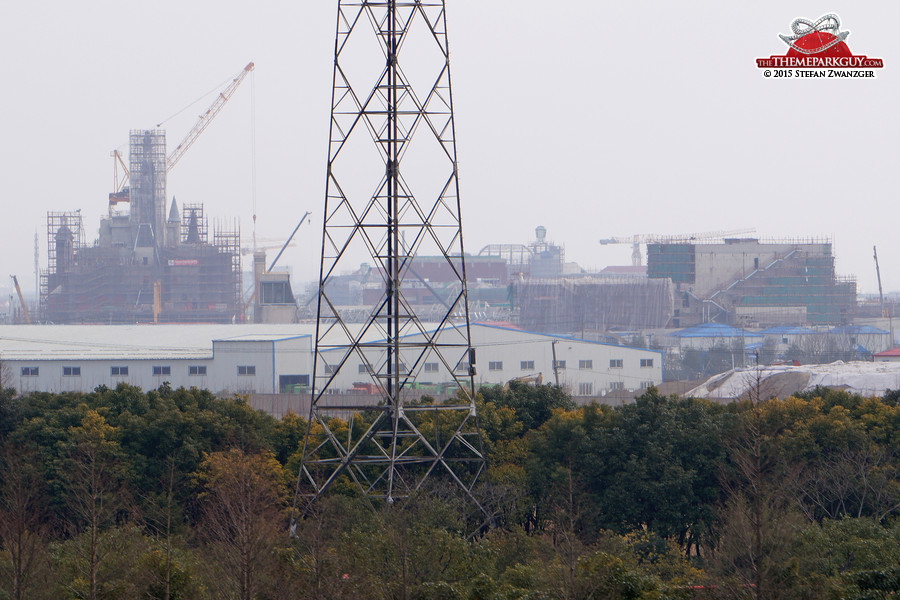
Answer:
[757,14,883,69]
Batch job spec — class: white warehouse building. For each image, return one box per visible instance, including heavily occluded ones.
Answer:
[0,323,661,401]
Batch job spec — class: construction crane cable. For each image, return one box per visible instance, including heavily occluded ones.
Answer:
[251,67,258,253]
[165,62,255,173]
[155,72,237,129]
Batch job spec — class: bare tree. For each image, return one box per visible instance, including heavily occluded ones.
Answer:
[0,357,13,391]
[714,371,803,600]
[0,443,52,600]
[196,447,287,600]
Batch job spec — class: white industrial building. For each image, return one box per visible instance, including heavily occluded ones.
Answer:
[321,323,663,397]
[0,323,662,400]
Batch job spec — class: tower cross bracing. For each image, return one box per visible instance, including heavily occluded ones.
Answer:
[293,0,487,522]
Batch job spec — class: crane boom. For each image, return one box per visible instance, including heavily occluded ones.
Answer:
[598,228,757,266]
[165,62,255,173]
[874,246,886,317]
[10,275,31,324]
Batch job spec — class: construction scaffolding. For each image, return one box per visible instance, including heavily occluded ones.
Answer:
[129,130,167,246]
[213,218,242,316]
[647,238,857,328]
[40,211,86,316]
[40,205,242,324]
[512,277,675,333]
[181,203,208,245]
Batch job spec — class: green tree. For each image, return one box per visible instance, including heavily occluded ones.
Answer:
[58,409,128,600]
[479,382,575,432]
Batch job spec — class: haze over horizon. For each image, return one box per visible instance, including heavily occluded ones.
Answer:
[2,1,898,297]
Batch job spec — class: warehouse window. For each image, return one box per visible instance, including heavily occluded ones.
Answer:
[456,361,470,373]
[153,366,171,376]
[578,360,592,370]
[237,365,256,376]
[609,381,624,391]
[324,364,336,374]
[609,359,623,368]
[63,366,81,377]
[640,358,654,368]
[425,362,439,373]
[640,381,655,389]
[554,360,566,370]
[110,366,128,376]
[488,361,503,371]
[578,382,593,396]
[189,365,207,376]
[520,360,535,370]
[21,367,39,377]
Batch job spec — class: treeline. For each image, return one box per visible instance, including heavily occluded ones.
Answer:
[1,382,899,599]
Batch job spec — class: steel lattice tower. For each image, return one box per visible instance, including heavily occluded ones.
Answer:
[292,0,487,522]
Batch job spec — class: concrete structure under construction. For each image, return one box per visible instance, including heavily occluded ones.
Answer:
[41,131,241,324]
[647,238,856,328]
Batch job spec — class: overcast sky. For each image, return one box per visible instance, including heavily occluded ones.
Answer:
[1,1,898,300]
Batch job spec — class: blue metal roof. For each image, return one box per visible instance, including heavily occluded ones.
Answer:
[672,322,762,339]
[830,325,890,335]
[473,323,664,356]
[758,326,815,335]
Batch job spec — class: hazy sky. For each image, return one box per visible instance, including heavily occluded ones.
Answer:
[2,1,898,300]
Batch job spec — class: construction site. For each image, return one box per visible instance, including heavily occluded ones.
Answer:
[646,238,857,328]
[38,66,257,325]
[500,232,859,335]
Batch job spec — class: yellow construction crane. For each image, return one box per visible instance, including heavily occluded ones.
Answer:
[598,228,757,267]
[10,275,31,324]
[111,62,255,192]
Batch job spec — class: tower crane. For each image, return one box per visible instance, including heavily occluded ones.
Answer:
[598,228,757,267]
[111,61,255,193]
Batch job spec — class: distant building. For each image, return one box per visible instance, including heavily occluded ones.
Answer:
[511,277,675,334]
[647,238,856,328]
[873,348,900,362]
[321,323,663,399]
[670,323,764,351]
[40,131,242,324]
[829,325,892,355]
[0,323,662,402]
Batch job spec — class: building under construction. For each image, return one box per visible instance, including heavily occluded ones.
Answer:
[41,130,241,324]
[512,276,675,334]
[647,238,856,328]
